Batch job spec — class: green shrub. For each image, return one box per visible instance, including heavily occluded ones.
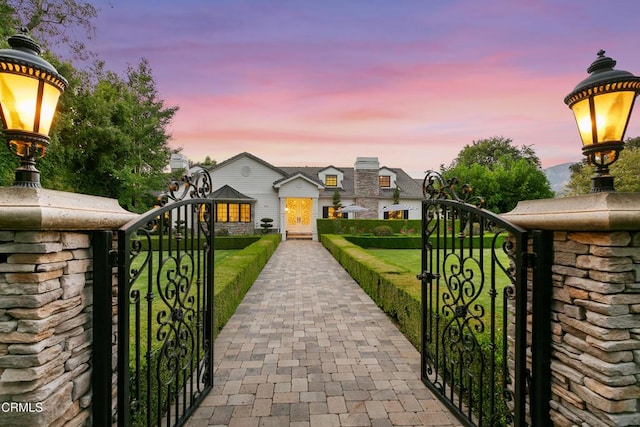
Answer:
[139,234,260,250]
[317,218,422,236]
[372,225,393,236]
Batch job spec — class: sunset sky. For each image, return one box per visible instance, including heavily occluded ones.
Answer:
[84,0,640,177]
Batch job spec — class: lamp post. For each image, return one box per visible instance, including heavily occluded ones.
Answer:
[564,50,640,192]
[0,29,68,187]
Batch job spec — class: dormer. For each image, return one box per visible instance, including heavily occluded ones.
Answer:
[318,166,344,189]
[378,167,397,189]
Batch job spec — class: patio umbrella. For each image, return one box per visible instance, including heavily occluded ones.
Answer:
[382,203,417,212]
[336,204,369,213]
[336,204,368,219]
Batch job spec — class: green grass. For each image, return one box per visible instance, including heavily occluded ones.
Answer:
[365,248,512,329]
[127,249,235,357]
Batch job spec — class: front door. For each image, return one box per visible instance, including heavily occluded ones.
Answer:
[285,198,312,235]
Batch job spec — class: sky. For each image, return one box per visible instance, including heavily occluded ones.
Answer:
[81,0,640,177]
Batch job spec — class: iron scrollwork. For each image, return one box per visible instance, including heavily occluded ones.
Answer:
[422,170,485,208]
[419,170,526,426]
[120,168,215,427]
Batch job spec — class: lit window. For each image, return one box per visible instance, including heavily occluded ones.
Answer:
[241,204,251,222]
[216,203,251,223]
[325,175,338,186]
[228,204,240,222]
[216,203,228,222]
[379,175,391,187]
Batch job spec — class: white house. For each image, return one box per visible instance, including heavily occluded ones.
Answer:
[198,152,424,240]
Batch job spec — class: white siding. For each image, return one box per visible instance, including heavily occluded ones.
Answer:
[278,178,320,198]
[211,157,284,231]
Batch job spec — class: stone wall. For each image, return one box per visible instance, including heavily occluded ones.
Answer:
[549,231,640,426]
[0,231,93,426]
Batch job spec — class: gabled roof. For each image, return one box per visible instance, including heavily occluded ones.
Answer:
[210,152,288,176]
[211,184,255,201]
[273,172,325,189]
[318,165,344,173]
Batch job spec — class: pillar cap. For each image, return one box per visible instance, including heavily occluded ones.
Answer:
[501,192,640,231]
[0,187,138,231]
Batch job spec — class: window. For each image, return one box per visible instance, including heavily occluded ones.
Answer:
[322,206,347,219]
[216,203,228,222]
[384,210,408,220]
[325,175,338,186]
[216,202,251,222]
[379,175,391,187]
[241,204,251,222]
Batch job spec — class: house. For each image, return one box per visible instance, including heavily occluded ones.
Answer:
[199,152,424,240]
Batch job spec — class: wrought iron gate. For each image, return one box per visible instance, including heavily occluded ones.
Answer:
[418,171,551,426]
[116,170,215,427]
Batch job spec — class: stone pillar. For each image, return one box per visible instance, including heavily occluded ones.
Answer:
[0,188,136,427]
[353,157,379,219]
[503,192,640,427]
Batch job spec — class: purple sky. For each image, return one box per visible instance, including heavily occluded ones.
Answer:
[84,0,640,177]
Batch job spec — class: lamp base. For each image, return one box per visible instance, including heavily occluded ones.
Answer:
[13,162,42,188]
[590,174,615,193]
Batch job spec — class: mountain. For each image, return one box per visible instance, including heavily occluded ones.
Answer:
[544,162,576,194]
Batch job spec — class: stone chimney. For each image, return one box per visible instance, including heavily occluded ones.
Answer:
[353,157,379,219]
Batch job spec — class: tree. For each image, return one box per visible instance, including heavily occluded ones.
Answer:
[443,137,553,213]
[332,190,342,218]
[50,60,178,212]
[6,0,98,59]
[449,136,541,169]
[564,136,640,195]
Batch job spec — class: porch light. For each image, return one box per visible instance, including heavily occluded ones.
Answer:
[564,50,640,192]
[0,29,68,187]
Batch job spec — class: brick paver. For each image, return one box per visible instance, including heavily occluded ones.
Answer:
[186,240,462,427]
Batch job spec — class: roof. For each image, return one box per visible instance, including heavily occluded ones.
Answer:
[211,152,288,176]
[211,153,424,200]
[273,172,325,189]
[210,184,255,202]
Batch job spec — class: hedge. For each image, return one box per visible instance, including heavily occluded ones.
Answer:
[213,233,281,337]
[320,234,422,347]
[317,218,421,237]
[138,234,261,251]
[343,234,505,249]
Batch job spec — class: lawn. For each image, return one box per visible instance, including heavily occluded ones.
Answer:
[366,248,513,328]
[126,249,237,359]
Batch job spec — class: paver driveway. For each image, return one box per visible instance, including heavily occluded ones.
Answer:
[186,240,461,427]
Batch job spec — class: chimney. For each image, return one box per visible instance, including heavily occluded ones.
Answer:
[354,157,379,219]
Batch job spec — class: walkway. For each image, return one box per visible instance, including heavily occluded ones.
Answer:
[186,240,461,427]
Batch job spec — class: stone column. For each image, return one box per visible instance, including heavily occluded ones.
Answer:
[0,187,136,426]
[353,157,380,219]
[502,192,640,427]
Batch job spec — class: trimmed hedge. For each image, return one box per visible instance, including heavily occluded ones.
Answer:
[317,218,421,237]
[344,234,505,249]
[139,234,261,251]
[320,234,422,347]
[213,233,281,337]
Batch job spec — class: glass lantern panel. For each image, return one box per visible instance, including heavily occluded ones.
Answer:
[592,91,636,143]
[0,72,39,132]
[570,98,593,146]
[38,82,63,135]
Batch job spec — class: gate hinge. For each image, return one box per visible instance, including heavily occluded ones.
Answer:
[108,250,119,267]
[523,252,536,268]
